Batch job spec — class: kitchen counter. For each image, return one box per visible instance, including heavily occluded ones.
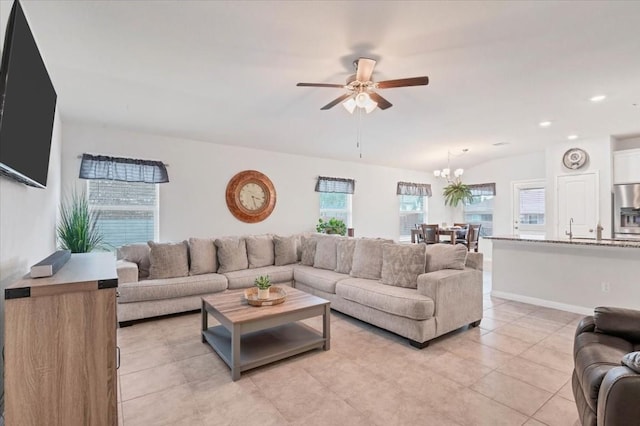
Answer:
[485,235,640,249]
[487,236,640,314]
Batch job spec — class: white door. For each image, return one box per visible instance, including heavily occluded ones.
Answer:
[557,172,598,239]
[512,180,546,237]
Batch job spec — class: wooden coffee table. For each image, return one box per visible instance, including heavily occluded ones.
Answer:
[201,286,330,380]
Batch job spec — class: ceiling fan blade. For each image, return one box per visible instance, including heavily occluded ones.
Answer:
[320,93,353,110]
[356,58,376,82]
[376,76,429,89]
[297,82,346,88]
[369,92,393,110]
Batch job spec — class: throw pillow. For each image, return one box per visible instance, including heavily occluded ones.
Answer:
[273,235,298,266]
[148,241,189,279]
[314,235,341,270]
[380,243,426,288]
[116,243,151,279]
[300,236,317,266]
[215,237,249,273]
[188,237,217,275]
[425,243,468,272]
[246,235,275,268]
[350,238,394,280]
[335,238,357,274]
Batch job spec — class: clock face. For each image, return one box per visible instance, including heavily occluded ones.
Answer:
[239,182,266,211]
[225,170,276,223]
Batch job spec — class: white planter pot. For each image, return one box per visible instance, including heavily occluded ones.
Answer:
[257,288,270,300]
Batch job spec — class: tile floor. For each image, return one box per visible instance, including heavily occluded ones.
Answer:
[117,272,582,426]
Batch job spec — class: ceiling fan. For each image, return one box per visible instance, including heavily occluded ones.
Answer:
[296,57,429,113]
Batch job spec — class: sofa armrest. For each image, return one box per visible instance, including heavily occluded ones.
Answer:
[575,315,596,338]
[597,365,640,426]
[594,306,640,343]
[117,260,139,284]
[417,268,483,335]
[465,252,483,271]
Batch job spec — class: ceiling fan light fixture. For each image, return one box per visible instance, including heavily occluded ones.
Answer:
[342,97,356,114]
[355,92,371,108]
[364,100,378,114]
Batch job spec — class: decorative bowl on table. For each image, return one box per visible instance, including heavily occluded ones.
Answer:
[244,286,287,306]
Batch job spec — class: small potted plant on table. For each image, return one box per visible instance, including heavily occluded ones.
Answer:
[255,275,271,300]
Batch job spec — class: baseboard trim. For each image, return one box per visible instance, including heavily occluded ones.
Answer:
[490,290,593,316]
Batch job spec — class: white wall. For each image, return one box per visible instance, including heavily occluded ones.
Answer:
[61,122,433,241]
[545,138,612,239]
[0,112,62,416]
[458,151,547,260]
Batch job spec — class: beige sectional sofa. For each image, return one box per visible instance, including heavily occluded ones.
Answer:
[116,233,483,348]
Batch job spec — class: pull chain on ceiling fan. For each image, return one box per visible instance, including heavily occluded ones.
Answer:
[297,57,429,113]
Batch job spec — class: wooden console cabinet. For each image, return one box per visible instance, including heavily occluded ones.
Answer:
[4,253,118,426]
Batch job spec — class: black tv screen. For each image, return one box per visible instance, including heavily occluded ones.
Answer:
[0,0,57,188]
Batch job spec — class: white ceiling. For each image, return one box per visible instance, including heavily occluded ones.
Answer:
[3,0,640,171]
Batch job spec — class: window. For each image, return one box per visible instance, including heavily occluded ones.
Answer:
[87,180,159,250]
[399,195,428,240]
[315,176,355,227]
[463,183,495,237]
[519,188,545,225]
[319,192,352,226]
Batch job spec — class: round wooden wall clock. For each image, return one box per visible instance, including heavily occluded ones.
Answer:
[225,170,276,223]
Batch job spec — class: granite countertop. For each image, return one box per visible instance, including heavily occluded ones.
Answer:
[485,235,640,249]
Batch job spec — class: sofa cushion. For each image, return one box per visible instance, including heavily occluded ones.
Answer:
[293,264,349,294]
[246,235,275,268]
[148,241,189,279]
[335,238,357,274]
[300,236,317,266]
[188,237,217,275]
[425,243,468,272]
[380,243,426,289]
[215,237,248,273]
[117,243,151,279]
[336,278,434,320]
[350,238,394,280]
[314,235,341,270]
[273,235,298,266]
[574,331,635,411]
[223,265,294,289]
[118,273,228,303]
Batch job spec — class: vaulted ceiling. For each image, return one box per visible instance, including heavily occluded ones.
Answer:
[3,0,640,171]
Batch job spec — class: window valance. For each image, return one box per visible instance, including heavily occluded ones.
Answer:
[315,176,355,194]
[79,153,169,184]
[396,181,432,197]
[467,183,496,196]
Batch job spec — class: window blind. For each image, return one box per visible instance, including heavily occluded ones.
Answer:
[315,176,355,194]
[80,153,169,184]
[396,181,432,197]
[468,183,496,196]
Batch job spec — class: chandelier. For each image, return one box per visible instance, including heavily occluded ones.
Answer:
[433,149,468,184]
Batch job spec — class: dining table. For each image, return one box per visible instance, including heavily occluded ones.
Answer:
[411,227,458,244]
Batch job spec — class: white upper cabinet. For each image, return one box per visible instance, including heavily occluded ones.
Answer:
[613,149,640,184]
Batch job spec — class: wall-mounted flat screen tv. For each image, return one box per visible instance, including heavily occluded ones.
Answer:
[0,0,57,188]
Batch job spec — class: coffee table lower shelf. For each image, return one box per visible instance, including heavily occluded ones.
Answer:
[202,322,325,377]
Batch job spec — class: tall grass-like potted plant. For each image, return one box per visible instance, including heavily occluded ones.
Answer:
[443,182,474,207]
[57,189,104,253]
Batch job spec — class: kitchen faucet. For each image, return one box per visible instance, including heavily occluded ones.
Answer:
[565,217,574,240]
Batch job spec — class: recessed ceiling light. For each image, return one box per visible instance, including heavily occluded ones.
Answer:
[539,121,552,127]
[568,134,579,140]
[590,95,606,102]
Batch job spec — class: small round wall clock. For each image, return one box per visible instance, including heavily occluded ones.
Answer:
[225,170,276,223]
[562,148,588,170]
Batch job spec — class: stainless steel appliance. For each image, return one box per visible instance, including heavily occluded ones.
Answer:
[614,183,640,240]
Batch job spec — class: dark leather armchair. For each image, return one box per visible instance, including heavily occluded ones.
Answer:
[572,306,640,426]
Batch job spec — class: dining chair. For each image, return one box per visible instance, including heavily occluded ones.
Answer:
[462,224,482,252]
[454,223,469,244]
[420,224,440,245]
